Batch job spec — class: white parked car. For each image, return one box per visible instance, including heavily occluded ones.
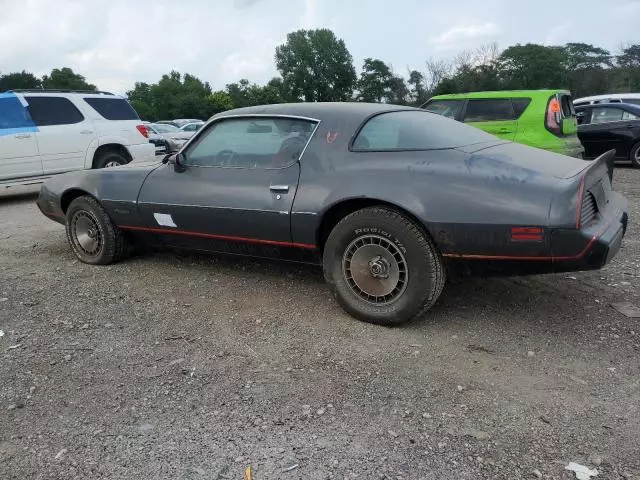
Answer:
[0,90,155,188]
[573,93,640,107]
[179,121,204,134]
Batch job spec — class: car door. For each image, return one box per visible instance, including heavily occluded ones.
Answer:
[462,98,518,141]
[578,106,630,158]
[136,115,318,257]
[0,93,41,181]
[25,95,97,174]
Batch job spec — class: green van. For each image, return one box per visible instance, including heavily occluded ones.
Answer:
[422,90,584,158]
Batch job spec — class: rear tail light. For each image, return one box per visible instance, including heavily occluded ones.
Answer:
[136,124,149,138]
[545,96,563,137]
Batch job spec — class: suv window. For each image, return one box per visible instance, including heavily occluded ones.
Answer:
[185,117,317,169]
[622,110,639,120]
[463,99,515,122]
[353,111,495,151]
[25,96,84,126]
[0,95,35,129]
[83,97,139,120]
[511,98,532,118]
[591,107,624,124]
[422,100,464,119]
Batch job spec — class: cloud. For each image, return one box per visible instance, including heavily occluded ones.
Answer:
[234,0,262,8]
[543,21,574,46]
[299,0,318,29]
[429,23,498,46]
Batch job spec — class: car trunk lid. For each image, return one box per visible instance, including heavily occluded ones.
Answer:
[455,141,589,179]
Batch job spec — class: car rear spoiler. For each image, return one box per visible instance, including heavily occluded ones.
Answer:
[596,149,616,183]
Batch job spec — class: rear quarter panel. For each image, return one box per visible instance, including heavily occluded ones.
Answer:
[292,142,566,257]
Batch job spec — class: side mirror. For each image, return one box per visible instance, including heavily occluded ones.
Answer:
[165,153,186,173]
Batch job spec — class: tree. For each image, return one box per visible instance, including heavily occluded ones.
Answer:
[407,70,428,106]
[615,43,640,92]
[41,67,96,91]
[562,43,612,70]
[497,44,567,89]
[357,58,394,102]
[126,71,216,121]
[275,29,356,102]
[0,71,41,91]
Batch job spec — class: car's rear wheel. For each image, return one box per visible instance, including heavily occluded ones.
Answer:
[65,195,129,265]
[323,207,445,326]
[630,142,640,169]
[94,150,128,169]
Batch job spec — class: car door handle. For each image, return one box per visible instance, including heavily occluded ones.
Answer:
[14,133,31,139]
[270,185,290,193]
[80,130,94,134]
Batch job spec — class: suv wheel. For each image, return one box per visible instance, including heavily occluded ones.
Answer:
[94,150,128,169]
[322,207,446,326]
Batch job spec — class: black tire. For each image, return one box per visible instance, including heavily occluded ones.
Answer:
[65,195,129,265]
[630,142,640,169]
[94,150,128,169]
[323,207,445,326]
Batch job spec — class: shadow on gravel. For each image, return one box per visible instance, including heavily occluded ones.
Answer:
[0,191,39,206]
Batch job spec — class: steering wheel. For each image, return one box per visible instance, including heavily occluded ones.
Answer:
[216,149,236,166]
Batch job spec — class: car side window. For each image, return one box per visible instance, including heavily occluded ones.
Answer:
[0,95,36,130]
[511,98,532,118]
[183,117,317,169]
[25,96,84,126]
[463,99,515,122]
[590,107,624,124]
[622,110,639,120]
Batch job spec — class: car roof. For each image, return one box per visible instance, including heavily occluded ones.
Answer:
[428,89,569,101]
[574,93,640,102]
[576,102,640,114]
[213,102,418,123]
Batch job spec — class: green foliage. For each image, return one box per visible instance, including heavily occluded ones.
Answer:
[41,67,96,91]
[0,70,42,91]
[127,71,214,121]
[275,29,357,102]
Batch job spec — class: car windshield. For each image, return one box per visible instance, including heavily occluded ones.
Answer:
[353,110,497,151]
[152,124,180,133]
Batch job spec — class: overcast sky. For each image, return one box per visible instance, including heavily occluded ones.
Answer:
[0,0,638,94]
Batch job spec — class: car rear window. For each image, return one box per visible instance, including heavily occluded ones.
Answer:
[511,98,532,118]
[25,96,84,126]
[464,99,515,122]
[422,100,464,119]
[352,110,496,151]
[83,97,140,120]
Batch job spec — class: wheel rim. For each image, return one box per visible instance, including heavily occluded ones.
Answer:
[71,211,103,256]
[635,148,640,162]
[104,159,122,168]
[342,234,408,305]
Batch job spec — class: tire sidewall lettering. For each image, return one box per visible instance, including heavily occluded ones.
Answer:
[352,227,407,254]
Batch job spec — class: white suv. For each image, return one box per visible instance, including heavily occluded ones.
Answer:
[0,90,156,187]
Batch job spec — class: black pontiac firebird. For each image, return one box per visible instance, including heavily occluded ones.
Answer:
[37,102,629,326]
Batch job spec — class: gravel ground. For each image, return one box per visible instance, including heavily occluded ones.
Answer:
[1,169,639,480]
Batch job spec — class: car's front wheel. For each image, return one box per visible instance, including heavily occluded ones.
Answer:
[323,207,445,326]
[65,195,129,265]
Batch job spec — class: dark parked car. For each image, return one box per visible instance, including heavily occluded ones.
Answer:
[576,103,640,167]
[37,103,628,326]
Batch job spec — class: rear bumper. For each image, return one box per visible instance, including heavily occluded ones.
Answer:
[551,191,628,272]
